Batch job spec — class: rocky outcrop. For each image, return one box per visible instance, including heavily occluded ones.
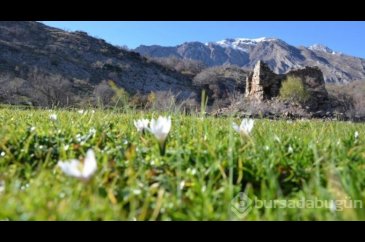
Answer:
[193,66,248,104]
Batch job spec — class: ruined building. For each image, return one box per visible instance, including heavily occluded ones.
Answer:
[245,61,284,100]
[245,61,330,110]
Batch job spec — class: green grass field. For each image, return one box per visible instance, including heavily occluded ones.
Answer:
[0,107,364,220]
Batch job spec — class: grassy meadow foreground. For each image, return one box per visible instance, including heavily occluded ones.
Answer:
[0,107,364,220]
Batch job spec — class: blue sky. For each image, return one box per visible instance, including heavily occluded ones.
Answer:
[42,21,365,58]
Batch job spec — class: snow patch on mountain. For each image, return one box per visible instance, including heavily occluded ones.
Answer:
[309,44,340,55]
[211,37,278,52]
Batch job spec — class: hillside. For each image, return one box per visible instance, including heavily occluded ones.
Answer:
[0,21,198,107]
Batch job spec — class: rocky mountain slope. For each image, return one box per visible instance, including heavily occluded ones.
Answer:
[135,37,365,83]
[0,21,198,107]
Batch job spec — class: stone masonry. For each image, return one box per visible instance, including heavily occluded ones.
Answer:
[245,61,284,100]
[245,61,329,110]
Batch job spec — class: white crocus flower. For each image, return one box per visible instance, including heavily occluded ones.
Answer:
[0,180,5,194]
[134,119,150,133]
[149,116,171,143]
[354,131,359,140]
[78,109,84,114]
[49,113,57,121]
[57,149,97,182]
[232,118,254,137]
[149,116,171,155]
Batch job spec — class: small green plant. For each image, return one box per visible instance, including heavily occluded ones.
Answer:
[200,89,208,117]
[279,76,310,103]
[146,91,157,109]
[108,80,130,109]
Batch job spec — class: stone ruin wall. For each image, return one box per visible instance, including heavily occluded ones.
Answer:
[245,61,329,110]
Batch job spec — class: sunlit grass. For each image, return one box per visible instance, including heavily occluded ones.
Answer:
[0,107,364,220]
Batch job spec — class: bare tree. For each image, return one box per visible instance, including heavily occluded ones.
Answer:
[27,68,74,107]
[93,80,115,106]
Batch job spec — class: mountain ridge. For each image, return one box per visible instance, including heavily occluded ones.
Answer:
[135,37,365,83]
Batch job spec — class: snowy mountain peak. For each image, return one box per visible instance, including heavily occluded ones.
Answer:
[308,44,337,54]
[213,37,279,52]
[135,37,365,84]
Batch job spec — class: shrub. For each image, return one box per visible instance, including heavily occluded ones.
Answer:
[129,92,148,109]
[146,92,157,109]
[94,80,115,107]
[279,76,310,103]
[327,80,365,116]
[108,80,130,108]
